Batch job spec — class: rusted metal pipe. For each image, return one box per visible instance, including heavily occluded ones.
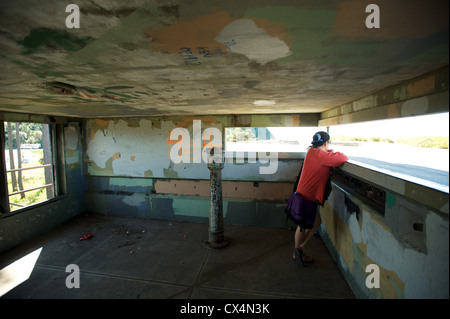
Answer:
[204,148,229,249]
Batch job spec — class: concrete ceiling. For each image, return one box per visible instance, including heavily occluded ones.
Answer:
[0,0,448,119]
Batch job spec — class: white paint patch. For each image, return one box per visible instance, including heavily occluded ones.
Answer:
[86,119,222,178]
[215,19,292,64]
[123,194,146,207]
[64,123,80,165]
[360,210,449,298]
[87,119,172,176]
[64,124,79,150]
[341,114,352,124]
[253,100,276,106]
[283,115,294,127]
[353,95,377,112]
[65,151,80,165]
[423,212,449,297]
[86,129,116,169]
[401,96,429,117]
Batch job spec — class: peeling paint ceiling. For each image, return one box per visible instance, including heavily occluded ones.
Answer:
[0,0,448,118]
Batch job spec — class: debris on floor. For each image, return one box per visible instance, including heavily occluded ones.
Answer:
[79,233,94,241]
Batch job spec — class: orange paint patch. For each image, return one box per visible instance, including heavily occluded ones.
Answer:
[387,104,401,119]
[145,11,290,54]
[145,11,233,53]
[155,179,210,196]
[112,152,121,160]
[171,116,222,128]
[92,119,109,127]
[251,17,291,47]
[90,119,110,140]
[154,179,292,200]
[292,114,301,127]
[407,76,435,99]
[66,149,74,157]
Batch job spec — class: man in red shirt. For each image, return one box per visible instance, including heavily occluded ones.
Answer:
[293,131,348,266]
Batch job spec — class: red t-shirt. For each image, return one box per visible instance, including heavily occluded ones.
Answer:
[296,148,348,204]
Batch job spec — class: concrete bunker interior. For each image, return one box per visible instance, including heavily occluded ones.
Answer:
[0,0,448,299]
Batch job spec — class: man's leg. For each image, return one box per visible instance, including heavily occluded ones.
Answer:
[294,225,306,250]
[299,210,321,250]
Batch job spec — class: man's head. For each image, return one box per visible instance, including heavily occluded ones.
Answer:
[311,131,330,149]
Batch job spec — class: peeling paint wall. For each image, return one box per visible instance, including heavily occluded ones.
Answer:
[83,114,309,226]
[82,115,302,223]
[320,162,449,298]
[84,114,314,178]
[85,175,294,226]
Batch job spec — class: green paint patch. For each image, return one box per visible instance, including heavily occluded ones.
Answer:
[386,193,396,209]
[163,167,179,178]
[144,169,154,177]
[394,86,407,101]
[326,108,341,118]
[250,116,272,127]
[244,6,380,65]
[172,198,228,218]
[109,177,153,188]
[245,6,334,62]
[173,198,209,218]
[68,2,165,64]
[87,159,114,177]
[20,28,93,54]
[341,103,353,115]
[44,82,135,101]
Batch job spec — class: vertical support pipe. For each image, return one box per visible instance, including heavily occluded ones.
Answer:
[204,148,229,249]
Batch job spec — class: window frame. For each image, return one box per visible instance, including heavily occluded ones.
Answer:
[0,119,65,216]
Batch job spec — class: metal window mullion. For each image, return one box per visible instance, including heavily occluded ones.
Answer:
[50,123,58,198]
[53,123,66,197]
[0,121,10,214]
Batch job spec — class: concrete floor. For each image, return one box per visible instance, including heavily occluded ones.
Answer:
[0,213,355,300]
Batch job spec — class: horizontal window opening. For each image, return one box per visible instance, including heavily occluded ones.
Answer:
[225,126,327,153]
[225,113,449,193]
[329,113,449,193]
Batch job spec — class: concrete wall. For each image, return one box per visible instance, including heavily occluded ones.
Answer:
[319,66,449,126]
[0,116,86,253]
[315,67,449,298]
[83,114,312,226]
[320,162,449,298]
